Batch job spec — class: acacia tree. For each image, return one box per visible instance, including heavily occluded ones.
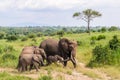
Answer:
[73,9,102,35]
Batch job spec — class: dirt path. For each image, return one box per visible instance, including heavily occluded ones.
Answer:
[79,63,111,80]
[0,67,93,80]
[0,62,112,80]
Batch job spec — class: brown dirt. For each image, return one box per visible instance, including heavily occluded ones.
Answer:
[0,62,112,80]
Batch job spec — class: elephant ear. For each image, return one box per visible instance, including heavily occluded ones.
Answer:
[34,48,39,54]
[59,38,70,54]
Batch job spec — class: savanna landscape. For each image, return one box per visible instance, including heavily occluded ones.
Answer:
[0,0,120,80]
[0,26,120,80]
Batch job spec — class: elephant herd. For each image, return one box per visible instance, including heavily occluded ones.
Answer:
[17,38,77,72]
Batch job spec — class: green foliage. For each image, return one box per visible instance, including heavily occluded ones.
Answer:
[77,40,83,46]
[57,30,65,39]
[37,32,43,37]
[0,72,32,80]
[101,27,107,32]
[97,35,106,40]
[21,37,28,41]
[39,75,52,80]
[2,54,17,61]
[3,45,15,53]
[6,35,18,41]
[88,35,120,67]
[28,33,36,38]
[109,35,120,50]
[109,26,118,31]
[90,40,96,45]
[0,32,6,39]
[90,36,97,41]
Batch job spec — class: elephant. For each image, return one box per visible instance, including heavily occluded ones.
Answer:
[47,55,64,65]
[39,38,77,68]
[17,46,46,72]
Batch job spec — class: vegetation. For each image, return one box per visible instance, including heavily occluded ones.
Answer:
[0,26,120,80]
[73,9,102,35]
[88,35,120,67]
[0,72,32,80]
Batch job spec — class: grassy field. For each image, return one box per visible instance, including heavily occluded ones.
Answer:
[0,31,120,80]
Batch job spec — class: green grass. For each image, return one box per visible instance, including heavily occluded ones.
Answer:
[0,31,120,79]
[0,72,32,80]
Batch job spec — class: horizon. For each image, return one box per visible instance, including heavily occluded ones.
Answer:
[0,0,120,27]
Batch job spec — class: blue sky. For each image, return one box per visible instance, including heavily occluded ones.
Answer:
[0,0,120,27]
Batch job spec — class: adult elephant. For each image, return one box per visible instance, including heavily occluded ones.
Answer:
[17,46,46,72]
[39,38,77,68]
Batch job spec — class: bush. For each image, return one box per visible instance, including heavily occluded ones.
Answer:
[88,38,120,67]
[108,26,118,31]
[21,37,28,41]
[37,32,43,37]
[77,41,82,46]
[109,35,120,50]
[90,36,97,41]
[0,32,5,39]
[6,35,18,41]
[28,33,36,38]
[101,27,107,32]
[97,35,106,40]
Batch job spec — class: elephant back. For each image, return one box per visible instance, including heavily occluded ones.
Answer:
[39,38,60,56]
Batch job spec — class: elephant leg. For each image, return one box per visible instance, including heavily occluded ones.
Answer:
[40,59,44,66]
[71,56,76,68]
[63,61,68,67]
[22,65,25,72]
[29,64,33,71]
[33,62,39,72]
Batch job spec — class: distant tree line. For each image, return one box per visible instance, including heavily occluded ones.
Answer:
[0,26,119,41]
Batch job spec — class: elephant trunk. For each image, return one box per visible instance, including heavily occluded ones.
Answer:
[70,49,76,68]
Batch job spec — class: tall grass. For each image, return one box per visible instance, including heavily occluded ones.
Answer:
[0,72,32,80]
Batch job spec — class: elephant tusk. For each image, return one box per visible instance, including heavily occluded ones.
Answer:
[61,57,70,62]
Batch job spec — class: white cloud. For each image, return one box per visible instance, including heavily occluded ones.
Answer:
[0,0,120,11]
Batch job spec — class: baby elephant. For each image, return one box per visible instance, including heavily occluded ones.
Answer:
[17,46,46,72]
[47,55,64,65]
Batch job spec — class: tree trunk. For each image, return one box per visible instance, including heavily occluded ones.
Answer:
[87,19,90,35]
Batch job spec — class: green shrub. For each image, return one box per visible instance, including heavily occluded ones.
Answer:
[109,35,120,50]
[108,26,118,31]
[97,35,106,40]
[88,44,120,67]
[28,33,36,38]
[90,36,97,41]
[101,27,107,32]
[21,37,28,41]
[37,32,43,37]
[77,41,82,46]
[0,32,6,39]
[6,35,18,41]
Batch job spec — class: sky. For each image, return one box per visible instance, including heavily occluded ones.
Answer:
[0,0,120,27]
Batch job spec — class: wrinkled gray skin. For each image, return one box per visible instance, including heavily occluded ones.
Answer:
[17,46,46,72]
[47,55,64,65]
[39,38,77,68]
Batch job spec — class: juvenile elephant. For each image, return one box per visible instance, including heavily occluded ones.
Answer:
[39,38,77,68]
[17,46,46,72]
[47,55,64,65]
